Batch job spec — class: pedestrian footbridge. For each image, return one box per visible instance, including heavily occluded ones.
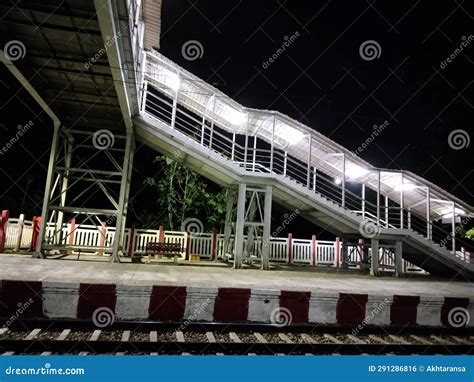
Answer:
[1,0,472,279]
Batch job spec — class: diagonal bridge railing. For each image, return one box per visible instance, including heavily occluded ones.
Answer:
[136,51,473,270]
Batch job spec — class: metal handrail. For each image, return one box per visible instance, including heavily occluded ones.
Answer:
[142,83,472,261]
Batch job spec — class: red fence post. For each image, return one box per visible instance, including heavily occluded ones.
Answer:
[67,218,76,255]
[158,224,164,242]
[335,236,340,268]
[99,221,107,255]
[287,233,293,265]
[312,235,317,266]
[0,210,9,253]
[211,228,217,261]
[30,216,41,252]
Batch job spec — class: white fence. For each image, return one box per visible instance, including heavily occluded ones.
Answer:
[2,215,432,273]
[4,216,34,250]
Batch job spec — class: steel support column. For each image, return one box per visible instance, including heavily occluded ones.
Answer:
[110,132,134,262]
[222,189,236,262]
[231,132,236,161]
[234,183,246,269]
[451,202,456,254]
[56,138,74,245]
[312,167,316,191]
[370,238,380,276]
[376,170,381,225]
[252,135,257,172]
[170,73,180,129]
[270,115,275,172]
[361,183,366,219]
[306,135,312,188]
[34,121,61,257]
[426,187,431,239]
[400,173,404,228]
[341,238,348,269]
[395,241,403,278]
[261,186,272,270]
[208,94,216,148]
[341,153,346,207]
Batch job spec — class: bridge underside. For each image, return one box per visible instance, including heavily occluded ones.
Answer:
[0,0,139,259]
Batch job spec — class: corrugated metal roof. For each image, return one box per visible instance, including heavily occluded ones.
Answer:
[142,0,162,51]
[143,50,473,220]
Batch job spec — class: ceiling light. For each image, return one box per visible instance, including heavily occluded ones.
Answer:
[334,178,342,185]
[161,68,180,92]
[280,126,305,145]
[219,104,246,125]
[346,163,369,179]
[440,207,465,218]
[394,183,418,191]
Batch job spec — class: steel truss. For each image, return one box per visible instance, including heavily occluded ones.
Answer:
[369,239,403,277]
[222,184,273,270]
[34,124,134,262]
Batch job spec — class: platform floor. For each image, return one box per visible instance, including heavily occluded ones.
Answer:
[0,254,472,298]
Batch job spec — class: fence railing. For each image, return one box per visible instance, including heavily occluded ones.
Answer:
[1,214,441,273]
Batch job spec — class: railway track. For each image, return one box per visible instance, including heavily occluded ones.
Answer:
[0,321,472,355]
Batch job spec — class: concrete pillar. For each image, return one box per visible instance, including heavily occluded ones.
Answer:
[395,241,403,278]
[233,183,246,269]
[261,186,272,270]
[370,238,380,277]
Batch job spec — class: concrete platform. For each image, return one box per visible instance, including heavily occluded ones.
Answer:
[0,254,472,327]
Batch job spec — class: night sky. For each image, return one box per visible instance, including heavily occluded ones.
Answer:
[0,0,473,237]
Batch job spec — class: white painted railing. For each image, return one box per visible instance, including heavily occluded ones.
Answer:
[2,215,431,273]
[4,217,34,250]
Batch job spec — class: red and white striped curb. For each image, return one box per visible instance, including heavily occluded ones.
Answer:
[0,280,472,327]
